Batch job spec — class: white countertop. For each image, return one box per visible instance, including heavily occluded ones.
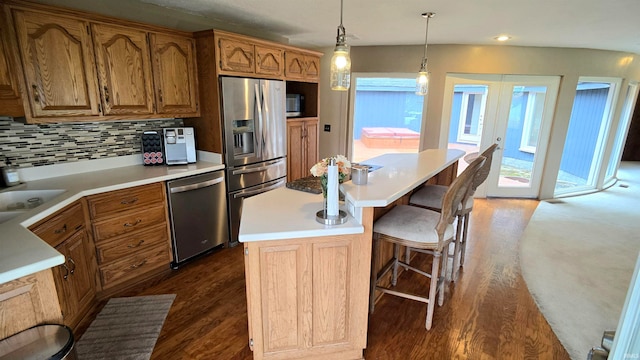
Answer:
[238,149,464,243]
[239,187,364,242]
[0,153,224,284]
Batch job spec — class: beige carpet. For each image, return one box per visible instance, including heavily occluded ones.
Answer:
[520,162,640,360]
[76,294,175,360]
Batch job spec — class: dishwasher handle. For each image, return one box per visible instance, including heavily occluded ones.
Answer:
[170,176,224,194]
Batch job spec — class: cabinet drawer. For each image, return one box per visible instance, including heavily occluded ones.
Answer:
[95,223,169,264]
[30,203,85,247]
[87,183,164,219]
[92,205,166,241]
[99,243,170,289]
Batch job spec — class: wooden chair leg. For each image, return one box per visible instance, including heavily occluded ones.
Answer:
[425,251,441,330]
[451,214,463,282]
[405,247,411,265]
[460,213,471,267]
[369,235,379,314]
[438,251,447,306]
[392,243,400,286]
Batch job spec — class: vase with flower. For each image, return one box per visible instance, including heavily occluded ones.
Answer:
[310,155,351,224]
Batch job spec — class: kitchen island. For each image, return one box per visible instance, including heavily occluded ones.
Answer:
[238,149,464,360]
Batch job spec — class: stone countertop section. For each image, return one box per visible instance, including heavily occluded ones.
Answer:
[0,159,224,284]
[238,149,464,243]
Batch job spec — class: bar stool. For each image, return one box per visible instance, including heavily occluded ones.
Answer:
[409,144,498,281]
[369,156,486,330]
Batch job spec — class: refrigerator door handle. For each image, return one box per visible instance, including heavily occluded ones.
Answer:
[233,179,286,198]
[254,83,264,159]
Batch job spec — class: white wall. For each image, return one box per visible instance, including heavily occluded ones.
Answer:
[318,44,640,198]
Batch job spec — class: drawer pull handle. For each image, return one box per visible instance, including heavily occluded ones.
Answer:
[74,224,83,231]
[61,263,69,280]
[130,259,147,269]
[68,258,76,274]
[54,224,67,234]
[127,240,145,248]
[121,197,139,205]
[123,219,142,227]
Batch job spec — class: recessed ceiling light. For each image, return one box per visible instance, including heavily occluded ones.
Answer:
[495,35,511,42]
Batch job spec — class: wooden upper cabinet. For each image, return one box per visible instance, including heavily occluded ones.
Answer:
[285,51,320,82]
[0,6,24,117]
[150,33,198,115]
[91,24,154,115]
[12,9,100,118]
[304,56,320,82]
[217,35,255,74]
[255,44,283,76]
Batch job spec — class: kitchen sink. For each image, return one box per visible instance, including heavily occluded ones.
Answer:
[0,189,66,223]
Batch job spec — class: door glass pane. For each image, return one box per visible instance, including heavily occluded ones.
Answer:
[555,80,616,194]
[351,77,424,162]
[448,85,487,175]
[606,83,638,180]
[498,85,548,188]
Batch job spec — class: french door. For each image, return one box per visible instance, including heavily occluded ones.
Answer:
[444,74,560,198]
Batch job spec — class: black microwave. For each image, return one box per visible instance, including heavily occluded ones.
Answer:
[286,94,304,117]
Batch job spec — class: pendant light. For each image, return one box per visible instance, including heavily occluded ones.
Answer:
[416,12,435,95]
[330,0,351,91]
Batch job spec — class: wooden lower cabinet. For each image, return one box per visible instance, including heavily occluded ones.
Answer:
[287,117,319,182]
[52,229,97,329]
[0,269,62,339]
[243,215,373,360]
[28,200,98,330]
[87,182,172,295]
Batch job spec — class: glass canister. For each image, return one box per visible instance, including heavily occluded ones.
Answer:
[351,165,368,185]
[1,159,21,187]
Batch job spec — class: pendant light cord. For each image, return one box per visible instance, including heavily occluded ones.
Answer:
[336,0,346,44]
[423,14,430,60]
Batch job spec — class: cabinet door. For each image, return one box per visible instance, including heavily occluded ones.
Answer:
[0,7,24,117]
[255,44,283,77]
[304,119,319,171]
[0,269,62,339]
[12,9,100,118]
[91,24,154,115]
[304,55,320,82]
[53,229,96,328]
[284,51,306,80]
[217,36,254,74]
[245,236,369,359]
[150,33,198,115]
[287,119,306,181]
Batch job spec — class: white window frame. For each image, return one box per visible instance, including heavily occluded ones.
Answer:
[519,91,545,154]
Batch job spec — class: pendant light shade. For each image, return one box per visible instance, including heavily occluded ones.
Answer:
[330,0,351,91]
[416,12,435,96]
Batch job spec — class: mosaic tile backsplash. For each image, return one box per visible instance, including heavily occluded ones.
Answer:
[0,118,184,168]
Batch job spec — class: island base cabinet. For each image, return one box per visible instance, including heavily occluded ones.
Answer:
[243,215,373,360]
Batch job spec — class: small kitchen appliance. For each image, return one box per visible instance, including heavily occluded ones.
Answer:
[286,93,303,117]
[163,127,196,165]
[141,131,164,166]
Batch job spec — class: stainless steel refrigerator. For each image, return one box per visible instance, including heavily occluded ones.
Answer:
[220,77,287,246]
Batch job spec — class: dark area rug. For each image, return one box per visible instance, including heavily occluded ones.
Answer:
[76,294,175,360]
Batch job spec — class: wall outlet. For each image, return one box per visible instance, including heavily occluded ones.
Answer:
[324,124,331,132]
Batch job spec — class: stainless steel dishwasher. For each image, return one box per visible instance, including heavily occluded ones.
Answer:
[166,170,229,268]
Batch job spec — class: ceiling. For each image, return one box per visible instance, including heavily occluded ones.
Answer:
[136,0,640,54]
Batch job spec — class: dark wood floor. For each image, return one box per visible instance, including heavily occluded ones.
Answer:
[126,198,569,359]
